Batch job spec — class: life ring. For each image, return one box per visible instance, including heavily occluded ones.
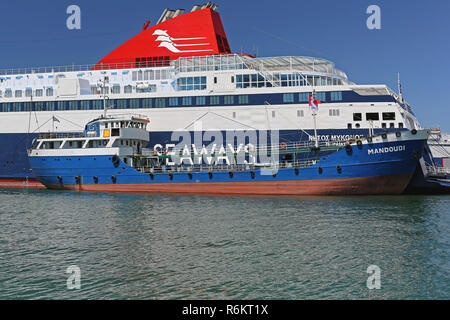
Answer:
[280,142,287,149]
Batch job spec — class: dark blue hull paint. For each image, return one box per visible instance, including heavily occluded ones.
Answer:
[29,138,426,191]
[1,128,407,180]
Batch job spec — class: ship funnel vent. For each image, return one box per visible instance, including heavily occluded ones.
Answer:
[157,8,185,24]
[191,2,218,12]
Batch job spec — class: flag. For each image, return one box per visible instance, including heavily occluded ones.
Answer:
[309,95,321,111]
[52,116,60,123]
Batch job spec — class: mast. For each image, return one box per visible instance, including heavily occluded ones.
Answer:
[99,76,109,118]
[312,89,319,148]
[398,72,403,103]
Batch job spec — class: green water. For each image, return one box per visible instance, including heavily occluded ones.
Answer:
[0,188,448,299]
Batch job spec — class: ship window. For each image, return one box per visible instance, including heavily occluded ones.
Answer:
[91,86,98,95]
[115,99,127,109]
[24,102,32,111]
[366,113,379,121]
[382,112,396,120]
[399,123,404,128]
[330,91,343,101]
[356,123,360,128]
[168,97,179,106]
[390,123,395,128]
[111,86,120,94]
[329,109,340,116]
[196,96,206,106]
[231,76,235,83]
[297,110,304,117]
[13,103,21,112]
[177,77,206,91]
[130,99,139,108]
[283,93,294,103]
[68,101,78,110]
[210,96,220,105]
[46,101,55,111]
[214,77,217,84]
[92,100,103,110]
[182,97,192,106]
[35,102,44,111]
[155,98,166,108]
[233,112,236,118]
[224,95,234,105]
[80,101,90,110]
[315,92,326,102]
[299,93,309,102]
[238,95,248,104]
[101,87,109,95]
[15,90,22,98]
[348,123,352,129]
[124,85,133,94]
[142,98,152,108]
[272,111,276,118]
[353,113,362,121]
[382,123,387,128]
[57,101,65,111]
[25,88,33,97]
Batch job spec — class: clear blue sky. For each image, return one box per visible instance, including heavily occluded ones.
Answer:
[1,0,449,130]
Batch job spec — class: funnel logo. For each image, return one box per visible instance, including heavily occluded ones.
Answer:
[153,29,213,53]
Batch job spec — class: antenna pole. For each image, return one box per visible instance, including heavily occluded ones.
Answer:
[312,89,319,148]
[101,76,109,118]
[398,72,403,103]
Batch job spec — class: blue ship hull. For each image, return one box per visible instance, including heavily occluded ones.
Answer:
[28,134,427,195]
[0,128,403,180]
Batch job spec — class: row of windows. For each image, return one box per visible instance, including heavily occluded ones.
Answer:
[131,69,171,81]
[177,77,207,91]
[0,83,159,98]
[1,88,54,98]
[0,95,252,112]
[353,112,396,121]
[0,92,387,112]
[284,92,343,104]
[236,74,345,89]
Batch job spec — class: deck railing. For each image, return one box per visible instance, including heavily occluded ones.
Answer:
[426,166,450,177]
[134,159,317,174]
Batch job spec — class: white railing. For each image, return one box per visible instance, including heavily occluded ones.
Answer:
[0,61,172,76]
[134,159,317,174]
[426,166,450,176]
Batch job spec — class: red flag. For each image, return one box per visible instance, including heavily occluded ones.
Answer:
[309,96,321,110]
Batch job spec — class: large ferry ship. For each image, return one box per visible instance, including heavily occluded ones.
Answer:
[0,2,440,187]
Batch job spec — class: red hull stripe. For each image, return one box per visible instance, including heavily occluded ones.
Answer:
[0,179,45,189]
[47,174,412,195]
